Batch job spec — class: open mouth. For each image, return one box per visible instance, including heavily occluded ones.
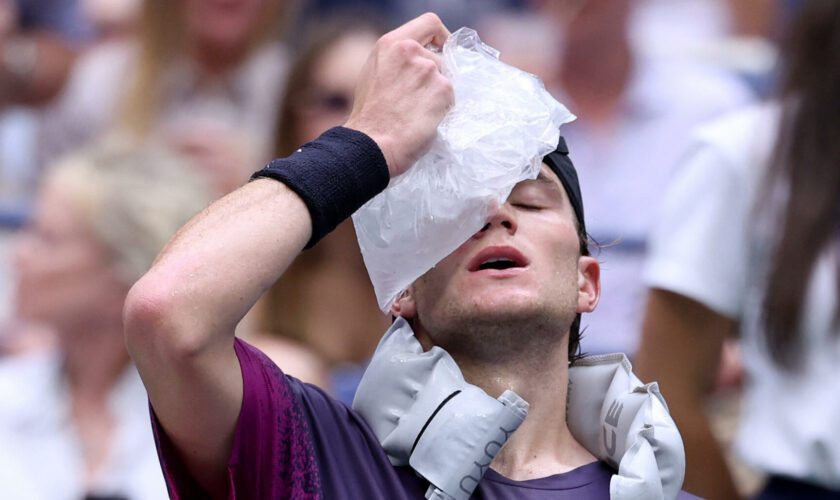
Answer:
[478,258,519,271]
[468,246,529,272]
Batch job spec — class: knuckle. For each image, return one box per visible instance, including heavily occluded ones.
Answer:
[394,39,414,52]
[377,32,395,48]
[439,73,453,87]
[420,12,442,26]
[396,40,422,58]
[439,83,455,107]
[438,76,454,94]
[418,57,437,73]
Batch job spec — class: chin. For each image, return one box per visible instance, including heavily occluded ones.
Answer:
[420,295,568,364]
[474,284,541,307]
[460,290,548,323]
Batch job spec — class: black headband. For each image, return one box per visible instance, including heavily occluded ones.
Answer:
[542,136,586,237]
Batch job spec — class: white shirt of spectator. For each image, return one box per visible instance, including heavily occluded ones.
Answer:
[644,103,840,489]
[555,57,754,356]
[0,350,168,499]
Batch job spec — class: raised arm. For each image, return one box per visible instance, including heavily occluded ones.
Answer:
[123,13,452,496]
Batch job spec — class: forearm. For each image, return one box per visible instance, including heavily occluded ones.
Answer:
[673,402,740,499]
[130,179,311,348]
[127,127,389,353]
[635,289,740,499]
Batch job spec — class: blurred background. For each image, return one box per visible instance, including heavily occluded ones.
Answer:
[1,0,834,499]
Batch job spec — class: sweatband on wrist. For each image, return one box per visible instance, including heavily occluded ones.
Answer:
[251,126,390,248]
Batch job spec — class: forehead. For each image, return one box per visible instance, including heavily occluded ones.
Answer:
[513,163,568,199]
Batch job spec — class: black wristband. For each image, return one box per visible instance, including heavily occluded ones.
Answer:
[251,126,390,248]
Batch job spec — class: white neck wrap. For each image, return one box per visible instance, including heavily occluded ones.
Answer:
[352,318,686,500]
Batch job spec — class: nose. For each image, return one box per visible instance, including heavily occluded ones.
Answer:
[476,202,517,237]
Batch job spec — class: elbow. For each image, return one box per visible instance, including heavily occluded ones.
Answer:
[124,273,208,363]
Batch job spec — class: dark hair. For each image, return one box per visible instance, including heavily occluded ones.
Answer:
[568,219,592,365]
[761,0,840,369]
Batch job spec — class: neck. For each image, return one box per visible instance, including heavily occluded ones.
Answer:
[188,39,250,76]
[454,339,596,480]
[59,318,128,486]
[61,320,130,403]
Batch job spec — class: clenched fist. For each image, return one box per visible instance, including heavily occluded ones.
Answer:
[344,13,454,177]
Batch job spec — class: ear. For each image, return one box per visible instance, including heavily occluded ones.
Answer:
[576,256,600,314]
[389,287,418,319]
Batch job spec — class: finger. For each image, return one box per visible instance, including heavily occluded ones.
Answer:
[415,46,443,71]
[387,12,450,48]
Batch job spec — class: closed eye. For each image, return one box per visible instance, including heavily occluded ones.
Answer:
[512,203,542,211]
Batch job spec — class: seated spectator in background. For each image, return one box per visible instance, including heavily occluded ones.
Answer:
[0,0,95,107]
[0,0,139,221]
[0,139,212,499]
[39,0,290,194]
[0,0,100,227]
[249,15,388,400]
[635,1,840,498]
[534,0,754,357]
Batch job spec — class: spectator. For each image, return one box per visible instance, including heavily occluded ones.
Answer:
[0,139,212,499]
[39,0,290,194]
[250,16,388,400]
[0,0,94,107]
[536,0,754,357]
[635,1,840,498]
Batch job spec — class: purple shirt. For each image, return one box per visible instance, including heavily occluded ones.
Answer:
[150,339,665,499]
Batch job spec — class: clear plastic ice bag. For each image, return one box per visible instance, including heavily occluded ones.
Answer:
[352,27,575,312]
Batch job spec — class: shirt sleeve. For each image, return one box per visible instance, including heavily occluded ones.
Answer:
[149,338,321,499]
[643,137,752,320]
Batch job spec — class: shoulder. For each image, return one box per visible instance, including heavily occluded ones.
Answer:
[244,333,331,388]
[642,105,779,316]
[660,102,781,200]
[692,101,781,171]
[632,59,756,119]
[229,339,415,499]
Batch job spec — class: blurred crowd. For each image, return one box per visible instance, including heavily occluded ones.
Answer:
[0,0,836,499]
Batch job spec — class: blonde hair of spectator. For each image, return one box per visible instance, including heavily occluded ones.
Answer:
[47,137,212,286]
[119,0,294,136]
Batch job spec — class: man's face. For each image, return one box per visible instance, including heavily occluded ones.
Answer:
[394,163,600,361]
